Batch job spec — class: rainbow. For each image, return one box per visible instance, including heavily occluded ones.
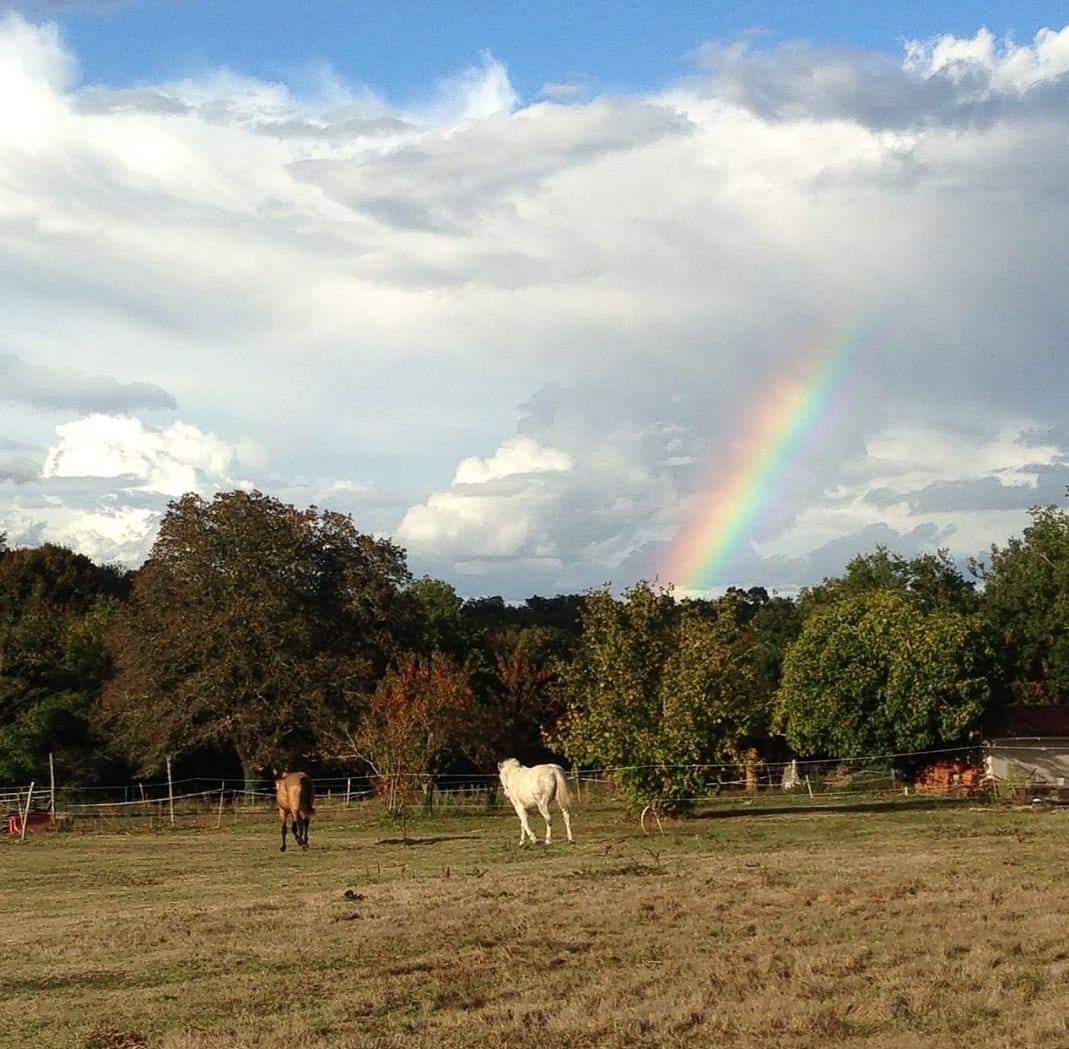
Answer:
[662,322,871,593]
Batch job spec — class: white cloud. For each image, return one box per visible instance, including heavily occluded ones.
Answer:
[861,424,1062,490]
[0,414,243,562]
[397,430,682,591]
[1,15,1069,592]
[42,414,236,496]
[904,25,1069,94]
[49,506,159,564]
[397,437,573,561]
[452,436,572,484]
[417,51,518,124]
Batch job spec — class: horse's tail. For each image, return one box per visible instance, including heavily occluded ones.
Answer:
[298,778,315,817]
[551,765,573,810]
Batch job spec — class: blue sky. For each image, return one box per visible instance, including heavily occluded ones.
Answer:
[27,1,1069,99]
[2,4,1068,595]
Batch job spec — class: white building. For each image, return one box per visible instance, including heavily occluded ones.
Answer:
[984,707,1069,788]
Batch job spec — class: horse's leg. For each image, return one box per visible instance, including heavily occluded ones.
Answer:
[560,805,574,844]
[537,800,552,845]
[513,803,533,846]
[279,809,288,853]
[300,816,310,850]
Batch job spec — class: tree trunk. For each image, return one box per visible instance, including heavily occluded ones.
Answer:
[237,750,260,795]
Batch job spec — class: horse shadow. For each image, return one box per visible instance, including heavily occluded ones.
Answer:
[374,834,482,847]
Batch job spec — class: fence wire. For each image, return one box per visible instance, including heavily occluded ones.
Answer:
[4,742,1027,832]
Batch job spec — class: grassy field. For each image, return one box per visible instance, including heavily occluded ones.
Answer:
[3,797,1069,1048]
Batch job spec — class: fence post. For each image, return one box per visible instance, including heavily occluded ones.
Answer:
[216,782,226,828]
[745,761,757,794]
[346,777,352,806]
[49,752,56,825]
[19,782,35,842]
[166,757,175,828]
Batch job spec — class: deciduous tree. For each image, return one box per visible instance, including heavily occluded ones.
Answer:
[777,590,993,759]
[0,544,127,783]
[976,504,1069,704]
[554,583,766,812]
[331,652,488,818]
[100,490,411,780]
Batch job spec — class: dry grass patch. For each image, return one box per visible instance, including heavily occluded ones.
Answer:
[3,802,1069,1047]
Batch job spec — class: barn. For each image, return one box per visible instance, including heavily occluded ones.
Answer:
[984,706,1069,792]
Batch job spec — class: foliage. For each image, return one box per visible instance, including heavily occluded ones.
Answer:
[333,652,488,816]
[684,586,803,700]
[406,576,472,658]
[800,547,979,615]
[0,545,126,783]
[777,590,994,759]
[462,593,586,635]
[99,490,411,778]
[554,583,767,812]
[976,504,1069,704]
[484,625,570,763]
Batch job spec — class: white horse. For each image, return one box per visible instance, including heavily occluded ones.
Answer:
[498,758,575,846]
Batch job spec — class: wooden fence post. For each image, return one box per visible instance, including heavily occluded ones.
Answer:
[346,777,352,806]
[19,782,35,842]
[745,761,757,794]
[49,752,56,825]
[166,757,175,828]
[216,782,226,828]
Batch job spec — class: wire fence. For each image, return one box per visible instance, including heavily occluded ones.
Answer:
[9,741,1052,836]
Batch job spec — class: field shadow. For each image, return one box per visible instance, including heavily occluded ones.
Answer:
[374,834,482,846]
[689,797,978,822]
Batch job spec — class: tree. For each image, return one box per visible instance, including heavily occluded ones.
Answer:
[485,625,569,763]
[800,547,979,615]
[554,583,767,812]
[777,590,993,760]
[407,576,471,658]
[462,593,587,635]
[976,504,1069,705]
[100,490,411,780]
[331,652,488,819]
[0,544,128,783]
[683,587,802,700]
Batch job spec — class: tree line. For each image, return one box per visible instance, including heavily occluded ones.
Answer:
[2,490,1068,811]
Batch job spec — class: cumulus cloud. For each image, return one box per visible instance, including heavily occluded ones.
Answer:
[397,437,575,561]
[1,15,1068,590]
[904,26,1069,94]
[0,413,242,563]
[42,414,235,496]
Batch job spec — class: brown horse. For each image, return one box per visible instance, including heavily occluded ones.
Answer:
[274,770,315,852]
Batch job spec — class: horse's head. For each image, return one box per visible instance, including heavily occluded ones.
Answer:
[498,757,520,779]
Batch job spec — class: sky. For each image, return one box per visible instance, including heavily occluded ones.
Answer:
[1,2,1068,598]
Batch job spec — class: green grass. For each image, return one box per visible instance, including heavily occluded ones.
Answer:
[3,797,1069,1047]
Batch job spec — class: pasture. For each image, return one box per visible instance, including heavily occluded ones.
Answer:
[3,798,1069,1048]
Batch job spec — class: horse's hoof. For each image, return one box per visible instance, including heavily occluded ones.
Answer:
[279,846,286,853]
